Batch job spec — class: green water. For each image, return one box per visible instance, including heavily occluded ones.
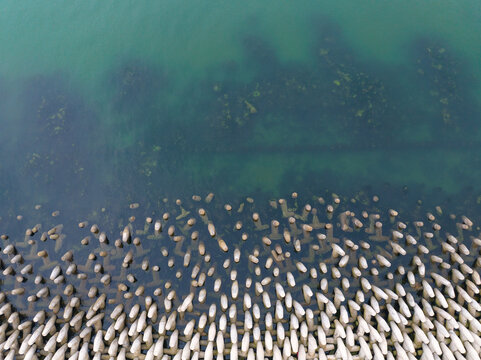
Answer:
[1,0,481,213]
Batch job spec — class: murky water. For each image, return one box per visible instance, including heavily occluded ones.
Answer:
[1,0,481,215]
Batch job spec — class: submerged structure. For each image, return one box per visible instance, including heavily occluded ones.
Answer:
[0,192,480,359]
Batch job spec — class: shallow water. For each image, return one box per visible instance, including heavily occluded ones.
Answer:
[0,0,481,216]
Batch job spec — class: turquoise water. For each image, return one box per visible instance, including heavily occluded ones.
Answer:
[1,3,481,356]
[1,1,481,213]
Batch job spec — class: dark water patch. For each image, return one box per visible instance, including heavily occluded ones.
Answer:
[190,19,403,154]
[13,74,98,211]
[108,59,169,115]
[0,77,6,110]
[91,20,481,203]
[198,79,261,151]
[310,21,406,147]
[241,34,283,79]
[311,16,358,71]
[1,18,481,215]
[0,78,13,206]
[411,37,481,142]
